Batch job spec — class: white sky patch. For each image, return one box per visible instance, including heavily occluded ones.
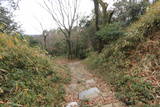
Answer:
[14,0,114,35]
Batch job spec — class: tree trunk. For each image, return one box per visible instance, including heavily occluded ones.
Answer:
[108,10,114,23]
[93,0,101,52]
[98,0,108,25]
[67,40,72,59]
[44,36,47,49]
[66,32,72,59]
[93,0,99,31]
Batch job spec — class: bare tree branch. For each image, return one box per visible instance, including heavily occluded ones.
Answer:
[40,0,80,59]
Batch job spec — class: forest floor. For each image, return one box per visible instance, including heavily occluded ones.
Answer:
[56,59,125,107]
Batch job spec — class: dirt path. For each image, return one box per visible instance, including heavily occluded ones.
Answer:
[64,61,125,107]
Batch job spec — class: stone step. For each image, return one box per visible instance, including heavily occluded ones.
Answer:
[66,102,79,107]
[86,79,96,84]
[79,87,101,100]
[101,102,125,107]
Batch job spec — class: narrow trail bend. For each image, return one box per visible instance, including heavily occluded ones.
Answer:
[64,61,125,107]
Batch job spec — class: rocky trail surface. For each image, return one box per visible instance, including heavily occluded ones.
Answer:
[61,60,125,107]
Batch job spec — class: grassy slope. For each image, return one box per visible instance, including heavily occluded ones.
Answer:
[0,33,70,106]
[86,1,160,106]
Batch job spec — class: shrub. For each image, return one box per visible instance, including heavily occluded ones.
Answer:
[96,23,124,44]
[86,1,160,105]
[0,33,70,106]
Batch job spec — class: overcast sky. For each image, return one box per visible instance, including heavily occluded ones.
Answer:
[14,0,115,35]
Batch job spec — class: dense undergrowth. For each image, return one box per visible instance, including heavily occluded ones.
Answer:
[86,1,160,106]
[0,33,70,106]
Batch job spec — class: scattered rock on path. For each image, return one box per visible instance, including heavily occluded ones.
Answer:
[66,102,79,107]
[101,102,124,107]
[101,103,113,107]
[113,102,124,107]
[79,87,101,100]
[68,84,77,91]
[86,79,96,84]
